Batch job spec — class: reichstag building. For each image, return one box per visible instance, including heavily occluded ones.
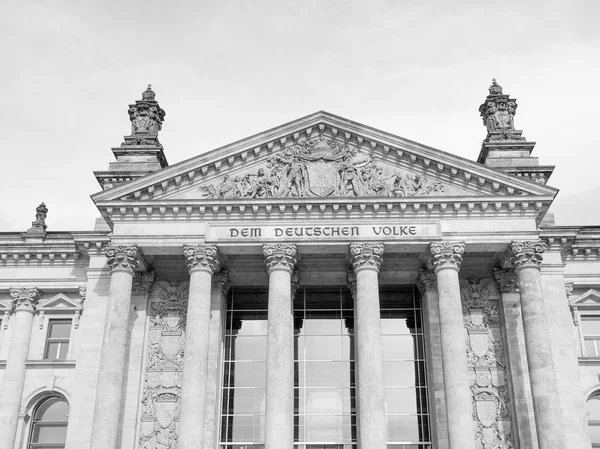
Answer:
[0,81,599,449]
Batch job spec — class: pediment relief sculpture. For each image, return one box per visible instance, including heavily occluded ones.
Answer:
[197,138,446,200]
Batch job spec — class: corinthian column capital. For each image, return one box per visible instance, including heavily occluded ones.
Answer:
[133,271,155,295]
[416,269,437,294]
[427,242,465,273]
[10,287,41,314]
[263,244,297,274]
[493,268,519,293]
[105,245,145,274]
[183,245,220,274]
[507,240,545,271]
[346,270,357,300]
[212,270,232,296]
[349,243,384,273]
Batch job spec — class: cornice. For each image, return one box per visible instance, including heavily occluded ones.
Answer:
[0,231,110,264]
[541,226,600,262]
[91,112,557,205]
[95,195,553,228]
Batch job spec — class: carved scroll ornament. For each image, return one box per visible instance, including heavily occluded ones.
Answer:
[263,244,297,274]
[105,245,144,273]
[350,242,384,273]
[428,242,465,272]
[507,240,545,271]
[493,268,518,293]
[10,287,41,313]
[183,244,219,274]
[197,138,445,200]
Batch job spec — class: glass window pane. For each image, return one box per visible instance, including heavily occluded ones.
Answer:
[302,316,342,335]
[384,361,425,387]
[590,423,600,444]
[48,321,71,339]
[305,388,345,415]
[585,339,598,357]
[387,415,421,442]
[44,343,60,360]
[587,396,600,420]
[230,337,267,361]
[382,335,419,360]
[305,362,351,387]
[304,336,343,361]
[223,388,266,415]
[305,415,346,442]
[30,424,68,443]
[582,317,600,336]
[35,398,69,421]
[58,343,69,360]
[385,388,423,414]
[229,362,266,387]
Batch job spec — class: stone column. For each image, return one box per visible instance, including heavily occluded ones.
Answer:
[507,241,566,449]
[0,288,41,449]
[204,270,231,449]
[91,245,145,449]
[427,242,474,449]
[179,244,220,449]
[416,270,449,449]
[494,268,538,449]
[263,243,297,449]
[349,242,387,449]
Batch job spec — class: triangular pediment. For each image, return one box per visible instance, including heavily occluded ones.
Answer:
[38,293,83,311]
[92,112,557,222]
[571,289,600,307]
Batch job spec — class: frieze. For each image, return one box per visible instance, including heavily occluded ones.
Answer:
[139,280,189,449]
[460,277,514,449]
[197,138,445,199]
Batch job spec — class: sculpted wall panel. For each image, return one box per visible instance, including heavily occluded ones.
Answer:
[193,138,451,199]
[461,278,515,449]
[138,280,188,449]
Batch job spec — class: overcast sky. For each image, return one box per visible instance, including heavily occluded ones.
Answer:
[1,0,598,232]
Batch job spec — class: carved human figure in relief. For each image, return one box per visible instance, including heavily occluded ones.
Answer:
[337,156,365,196]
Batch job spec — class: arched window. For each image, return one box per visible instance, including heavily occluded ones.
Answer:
[587,392,600,448]
[28,396,69,449]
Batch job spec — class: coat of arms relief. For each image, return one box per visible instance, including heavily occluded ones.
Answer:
[198,138,445,199]
[139,280,189,449]
[461,278,515,449]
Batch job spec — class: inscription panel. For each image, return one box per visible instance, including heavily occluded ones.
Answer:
[207,221,440,242]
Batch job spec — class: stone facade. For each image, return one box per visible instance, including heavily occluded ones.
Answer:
[0,83,598,449]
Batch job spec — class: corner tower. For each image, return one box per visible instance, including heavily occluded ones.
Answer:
[94,85,169,190]
[477,79,554,185]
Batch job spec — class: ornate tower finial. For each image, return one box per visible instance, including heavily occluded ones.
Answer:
[489,78,503,95]
[31,203,48,230]
[127,84,165,137]
[479,79,523,141]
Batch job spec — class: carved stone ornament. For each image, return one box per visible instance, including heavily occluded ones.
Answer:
[263,244,297,274]
[134,271,156,295]
[507,240,545,271]
[291,270,300,299]
[479,78,524,142]
[428,242,465,273]
[460,277,515,448]
[350,242,384,273]
[347,270,357,300]
[196,137,445,200]
[139,280,188,449]
[10,287,41,313]
[493,268,519,293]
[212,270,232,296]
[416,269,437,294]
[183,244,219,274]
[565,282,574,299]
[128,85,165,137]
[78,287,87,302]
[31,203,48,230]
[105,245,145,273]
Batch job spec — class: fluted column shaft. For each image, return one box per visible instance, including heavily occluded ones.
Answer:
[428,242,474,449]
[349,243,387,449]
[179,245,220,449]
[0,288,41,449]
[263,244,297,449]
[90,246,145,449]
[508,241,566,449]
